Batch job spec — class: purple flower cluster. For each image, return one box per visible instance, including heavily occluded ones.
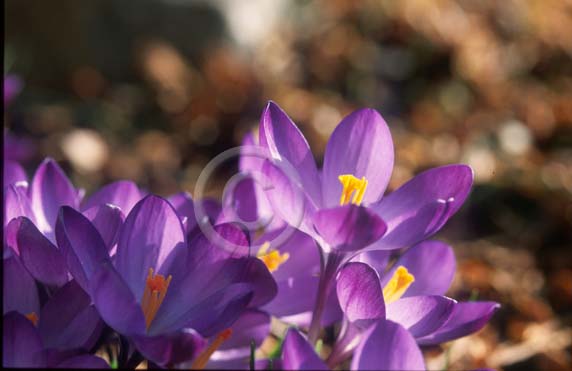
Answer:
[3,101,499,370]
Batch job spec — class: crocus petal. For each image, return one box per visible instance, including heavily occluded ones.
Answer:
[381,240,456,297]
[322,108,394,207]
[168,192,197,232]
[216,309,270,351]
[336,262,385,327]
[55,355,110,368]
[386,296,456,338]
[417,301,500,345]
[55,207,110,292]
[313,205,387,252]
[89,262,146,336]
[239,132,263,173]
[281,329,328,370]
[16,217,68,287]
[351,319,425,371]
[29,158,79,236]
[4,184,35,227]
[371,165,473,250]
[3,311,47,368]
[39,280,103,351]
[4,160,27,188]
[115,195,186,300]
[83,204,124,251]
[259,101,322,206]
[3,254,40,315]
[133,328,206,366]
[81,180,143,215]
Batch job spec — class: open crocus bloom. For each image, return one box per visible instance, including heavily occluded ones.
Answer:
[55,195,277,366]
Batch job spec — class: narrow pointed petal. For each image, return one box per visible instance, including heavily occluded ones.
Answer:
[3,254,40,316]
[81,180,143,215]
[386,296,456,338]
[259,101,322,206]
[417,301,500,345]
[115,195,185,300]
[29,158,79,235]
[39,280,103,351]
[83,204,124,251]
[3,311,47,368]
[313,205,387,252]
[16,217,68,287]
[322,108,394,207]
[4,160,27,188]
[56,207,110,292]
[351,320,425,371]
[371,165,473,250]
[281,329,328,370]
[133,329,206,366]
[4,184,35,227]
[381,240,456,297]
[337,262,385,327]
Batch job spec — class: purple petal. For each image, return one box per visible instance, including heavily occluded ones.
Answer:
[133,328,206,366]
[381,240,456,297]
[55,355,110,368]
[167,192,197,232]
[351,319,425,371]
[3,254,40,316]
[386,296,456,338]
[55,207,110,292]
[4,184,35,227]
[239,132,263,173]
[322,108,394,207]
[353,250,391,273]
[29,158,79,235]
[336,262,385,327]
[115,195,185,300]
[259,101,322,206]
[89,262,146,336]
[4,160,27,188]
[417,301,500,345]
[39,280,103,351]
[217,309,270,351]
[16,217,68,287]
[81,180,143,215]
[371,165,473,250]
[3,311,47,368]
[281,329,328,370]
[83,204,124,251]
[4,75,23,106]
[313,205,387,252]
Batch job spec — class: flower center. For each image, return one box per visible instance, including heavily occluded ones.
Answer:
[338,174,368,206]
[141,268,172,330]
[190,328,233,370]
[382,266,415,304]
[257,241,289,273]
[25,312,39,326]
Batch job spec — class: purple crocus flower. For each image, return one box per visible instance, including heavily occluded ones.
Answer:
[55,195,277,366]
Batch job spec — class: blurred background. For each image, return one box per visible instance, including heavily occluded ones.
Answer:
[4,0,572,369]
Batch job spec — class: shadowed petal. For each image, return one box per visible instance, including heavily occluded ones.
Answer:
[282,329,328,370]
[3,311,47,368]
[386,296,456,338]
[81,180,143,215]
[29,158,79,235]
[313,205,387,252]
[351,319,425,371]
[381,240,456,297]
[83,204,124,251]
[55,355,110,368]
[115,195,186,300]
[337,262,385,328]
[322,108,394,207]
[417,301,500,345]
[16,217,68,287]
[133,328,206,366]
[3,254,40,316]
[56,207,110,292]
[259,101,322,206]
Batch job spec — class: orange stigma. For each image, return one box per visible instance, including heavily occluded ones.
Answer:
[190,328,233,370]
[25,312,39,326]
[257,242,289,272]
[339,174,368,206]
[141,268,172,330]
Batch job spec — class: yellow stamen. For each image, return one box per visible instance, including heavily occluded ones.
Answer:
[190,328,233,370]
[141,268,172,330]
[256,242,289,272]
[382,266,415,304]
[25,312,39,326]
[338,174,368,206]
